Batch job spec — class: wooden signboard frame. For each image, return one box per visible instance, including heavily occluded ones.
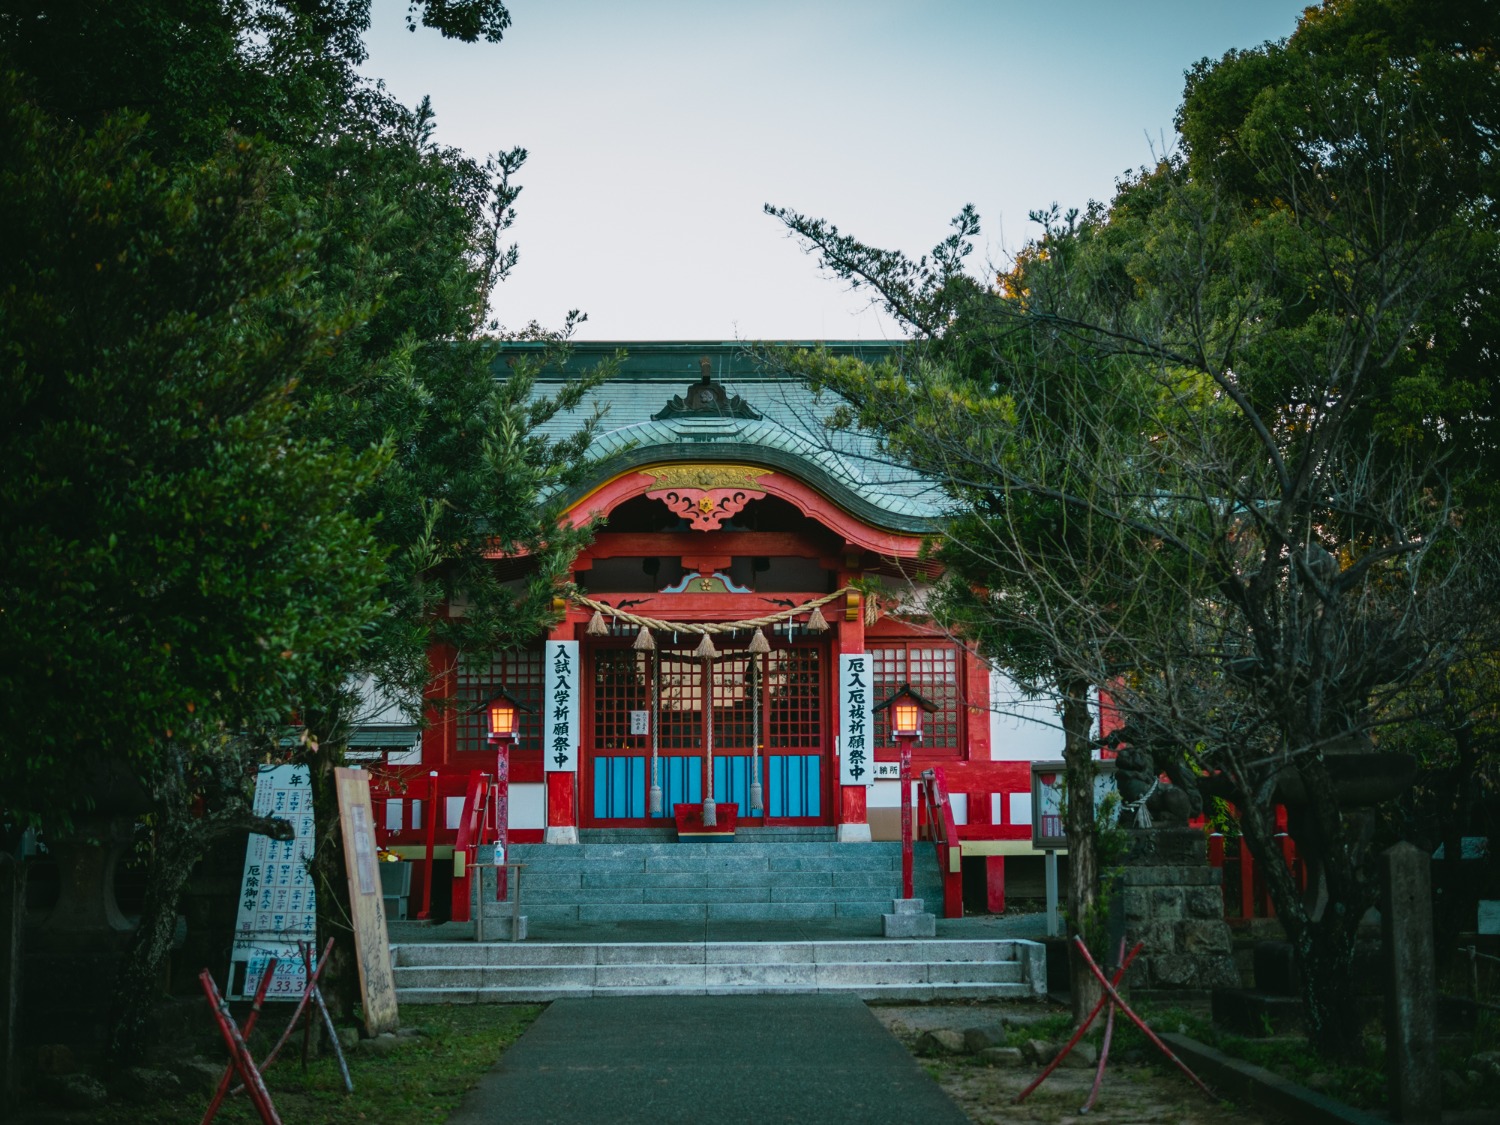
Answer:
[335,767,399,1036]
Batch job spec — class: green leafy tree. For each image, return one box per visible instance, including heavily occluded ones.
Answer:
[0,79,390,1056]
[3,0,607,1050]
[769,0,1500,1060]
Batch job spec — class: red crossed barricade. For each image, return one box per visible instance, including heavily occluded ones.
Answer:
[199,937,352,1125]
[1015,936,1215,1113]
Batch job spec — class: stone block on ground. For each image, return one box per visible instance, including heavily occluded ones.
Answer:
[915,1028,967,1056]
[962,1026,1006,1053]
[1021,1038,1056,1065]
[977,1046,1025,1067]
[883,898,936,938]
[1060,1041,1100,1068]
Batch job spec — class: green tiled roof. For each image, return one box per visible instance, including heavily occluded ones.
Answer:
[500,342,948,533]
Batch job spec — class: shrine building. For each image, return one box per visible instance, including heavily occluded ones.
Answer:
[366,342,1069,921]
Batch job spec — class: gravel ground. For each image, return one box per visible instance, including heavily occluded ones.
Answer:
[870,1000,1285,1125]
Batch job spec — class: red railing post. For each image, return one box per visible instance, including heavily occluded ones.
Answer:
[1207,833,1226,916]
[899,741,913,900]
[417,770,438,921]
[450,770,486,923]
[1242,840,1254,918]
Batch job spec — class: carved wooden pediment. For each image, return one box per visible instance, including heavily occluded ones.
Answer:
[641,464,771,531]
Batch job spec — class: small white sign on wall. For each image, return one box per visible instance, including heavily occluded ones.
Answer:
[872,761,901,780]
[629,710,650,736]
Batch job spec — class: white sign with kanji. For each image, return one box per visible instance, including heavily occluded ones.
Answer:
[544,640,580,772]
[839,654,875,787]
[228,764,317,1000]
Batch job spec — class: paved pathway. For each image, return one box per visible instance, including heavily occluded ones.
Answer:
[444,994,973,1125]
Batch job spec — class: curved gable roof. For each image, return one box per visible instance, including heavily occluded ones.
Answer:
[503,341,947,535]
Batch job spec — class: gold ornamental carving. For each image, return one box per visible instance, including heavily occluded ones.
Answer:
[641,465,771,492]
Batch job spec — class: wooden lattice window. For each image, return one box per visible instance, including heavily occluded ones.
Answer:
[597,642,822,752]
[456,648,543,752]
[767,646,821,749]
[870,642,962,753]
[591,648,652,751]
[657,648,704,751]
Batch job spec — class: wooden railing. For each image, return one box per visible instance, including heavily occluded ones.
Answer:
[919,767,965,918]
[449,770,491,923]
[1204,808,1306,923]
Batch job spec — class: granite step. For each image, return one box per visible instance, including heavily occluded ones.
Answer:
[476,840,942,925]
[392,938,1046,1003]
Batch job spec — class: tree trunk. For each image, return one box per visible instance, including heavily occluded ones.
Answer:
[1237,783,1367,1063]
[107,817,198,1065]
[106,795,294,1065]
[0,855,24,1097]
[1060,675,1102,1024]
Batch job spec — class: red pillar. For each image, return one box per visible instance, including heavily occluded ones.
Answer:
[544,609,582,845]
[836,578,873,842]
[985,856,1007,914]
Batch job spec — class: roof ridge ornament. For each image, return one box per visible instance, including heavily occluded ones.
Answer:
[651,357,763,421]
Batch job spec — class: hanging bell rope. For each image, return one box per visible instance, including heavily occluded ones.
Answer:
[747,627,771,655]
[693,633,719,660]
[572,586,855,636]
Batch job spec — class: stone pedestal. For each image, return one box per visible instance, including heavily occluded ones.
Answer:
[478,914,528,942]
[1382,842,1440,1123]
[1119,828,1238,1004]
[882,897,936,938]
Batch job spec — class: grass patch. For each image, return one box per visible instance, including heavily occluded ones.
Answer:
[1111,1004,1500,1113]
[102,1004,541,1125]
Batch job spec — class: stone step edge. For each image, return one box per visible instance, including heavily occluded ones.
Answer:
[393,939,1033,963]
[390,966,1032,984]
[396,982,1039,1002]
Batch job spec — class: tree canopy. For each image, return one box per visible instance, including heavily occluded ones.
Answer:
[2,0,605,1057]
[769,0,1499,1059]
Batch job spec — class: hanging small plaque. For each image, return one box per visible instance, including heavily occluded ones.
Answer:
[629,710,650,736]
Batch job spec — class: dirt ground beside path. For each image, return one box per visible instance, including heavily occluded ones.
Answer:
[870,1001,1284,1125]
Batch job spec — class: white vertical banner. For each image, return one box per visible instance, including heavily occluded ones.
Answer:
[839,653,874,786]
[544,639,580,772]
[228,764,317,1000]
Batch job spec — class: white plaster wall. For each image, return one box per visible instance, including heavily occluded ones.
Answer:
[948,792,969,825]
[509,782,545,830]
[987,667,1065,761]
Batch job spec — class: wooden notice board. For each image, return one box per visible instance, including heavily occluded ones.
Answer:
[335,767,399,1035]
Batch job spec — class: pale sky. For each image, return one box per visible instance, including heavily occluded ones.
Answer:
[360,0,1312,341]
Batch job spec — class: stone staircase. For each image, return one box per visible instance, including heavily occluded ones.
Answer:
[484,837,944,924]
[393,938,1046,1003]
[391,837,1045,1004]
